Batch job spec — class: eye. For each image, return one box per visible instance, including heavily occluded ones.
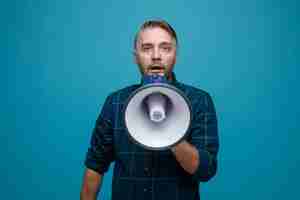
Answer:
[141,44,153,52]
[161,46,172,52]
[143,47,151,50]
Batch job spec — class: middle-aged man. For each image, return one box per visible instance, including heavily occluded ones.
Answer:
[80,20,219,200]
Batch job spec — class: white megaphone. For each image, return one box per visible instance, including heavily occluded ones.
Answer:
[124,74,192,150]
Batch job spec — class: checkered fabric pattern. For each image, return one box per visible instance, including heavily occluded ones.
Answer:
[84,74,219,200]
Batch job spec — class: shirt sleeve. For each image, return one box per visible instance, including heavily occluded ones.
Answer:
[84,94,115,175]
[188,92,219,182]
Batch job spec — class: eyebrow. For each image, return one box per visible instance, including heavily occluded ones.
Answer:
[141,43,153,47]
[141,41,173,47]
[159,42,173,46]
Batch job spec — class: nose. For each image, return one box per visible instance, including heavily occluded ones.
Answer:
[151,47,161,61]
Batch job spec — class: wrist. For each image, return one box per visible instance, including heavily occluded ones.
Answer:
[171,146,176,153]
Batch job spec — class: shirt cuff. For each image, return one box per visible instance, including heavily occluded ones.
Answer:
[191,149,216,182]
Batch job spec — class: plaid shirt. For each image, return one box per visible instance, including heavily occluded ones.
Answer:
[85,75,219,200]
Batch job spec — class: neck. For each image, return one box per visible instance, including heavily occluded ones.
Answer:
[167,72,174,81]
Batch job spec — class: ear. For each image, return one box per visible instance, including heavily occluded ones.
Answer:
[133,50,138,64]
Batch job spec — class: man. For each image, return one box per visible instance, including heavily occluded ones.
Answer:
[80,20,219,200]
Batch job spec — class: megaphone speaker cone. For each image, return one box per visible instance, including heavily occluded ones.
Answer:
[124,83,192,150]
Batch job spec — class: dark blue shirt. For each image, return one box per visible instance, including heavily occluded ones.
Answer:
[84,75,219,200]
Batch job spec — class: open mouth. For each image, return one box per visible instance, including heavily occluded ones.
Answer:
[150,66,164,70]
[148,65,165,74]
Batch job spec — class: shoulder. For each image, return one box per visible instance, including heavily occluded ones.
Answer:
[177,82,216,110]
[107,84,141,103]
[178,82,211,98]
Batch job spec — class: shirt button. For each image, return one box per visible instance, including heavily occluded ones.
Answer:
[144,167,151,176]
[143,187,152,192]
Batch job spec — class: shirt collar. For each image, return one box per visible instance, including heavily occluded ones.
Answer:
[140,72,179,87]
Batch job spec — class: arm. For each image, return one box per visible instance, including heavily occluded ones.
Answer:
[171,141,199,174]
[171,92,219,182]
[81,94,115,199]
[80,168,103,200]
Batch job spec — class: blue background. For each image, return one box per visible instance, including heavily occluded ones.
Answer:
[2,0,299,199]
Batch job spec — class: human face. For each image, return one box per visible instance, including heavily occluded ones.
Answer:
[135,27,177,78]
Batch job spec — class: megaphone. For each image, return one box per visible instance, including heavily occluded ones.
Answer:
[124,74,192,150]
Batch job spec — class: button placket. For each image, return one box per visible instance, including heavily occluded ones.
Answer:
[144,167,152,177]
[143,187,152,192]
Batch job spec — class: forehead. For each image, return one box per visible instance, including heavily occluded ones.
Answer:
[138,27,174,44]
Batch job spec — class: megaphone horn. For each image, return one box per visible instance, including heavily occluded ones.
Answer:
[124,75,192,150]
